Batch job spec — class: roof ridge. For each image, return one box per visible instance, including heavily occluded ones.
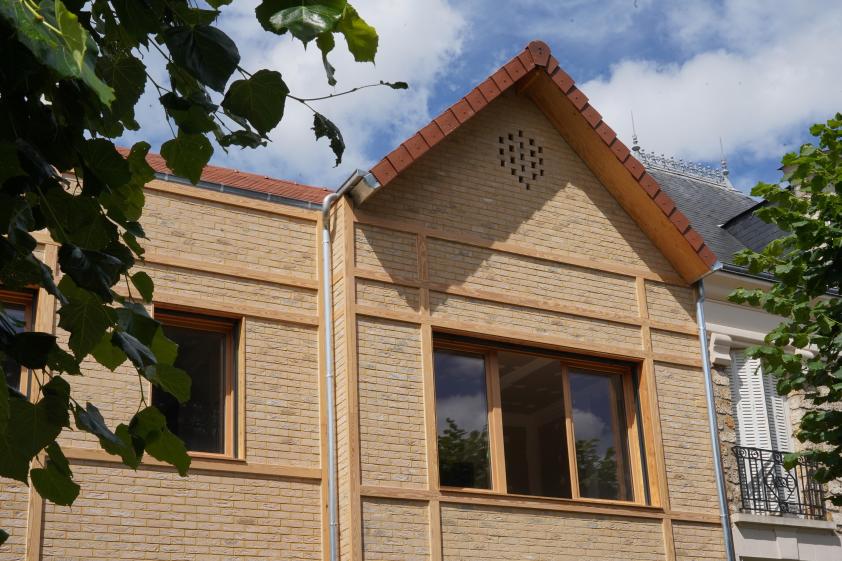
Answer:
[365,40,719,272]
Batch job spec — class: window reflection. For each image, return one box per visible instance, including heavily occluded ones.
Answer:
[152,322,228,454]
[498,352,570,498]
[2,304,26,391]
[434,349,491,489]
[569,370,632,501]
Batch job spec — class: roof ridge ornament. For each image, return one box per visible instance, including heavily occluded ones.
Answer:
[631,135,734,190]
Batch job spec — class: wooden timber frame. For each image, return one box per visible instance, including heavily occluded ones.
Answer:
[334,197,719,561]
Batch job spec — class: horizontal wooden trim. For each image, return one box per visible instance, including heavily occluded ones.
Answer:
[354,211,687,286]
[359,485,722,525]
[146,179,319,222]
[355,267,698,336]
[64,447,322,481]
[145,251,318,290]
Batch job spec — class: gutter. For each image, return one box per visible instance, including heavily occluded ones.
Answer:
[695,270,737,561]
[320,170,377,561]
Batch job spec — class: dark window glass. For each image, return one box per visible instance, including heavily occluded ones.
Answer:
[434,349,491,489]
[499,352,570,498]
[152,320,229,454]
[569,370,632,501]
[2,304,26,391]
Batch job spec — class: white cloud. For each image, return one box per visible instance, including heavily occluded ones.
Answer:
[437,394,488,435]
[125,0,466,187]
[581,1,842,165]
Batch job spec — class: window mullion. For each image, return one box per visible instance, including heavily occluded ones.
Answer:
[486,350,507,493]
[561,364,580,499]
[623,372,645,504]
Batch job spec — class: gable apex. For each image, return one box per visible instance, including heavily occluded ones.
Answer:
[360,41,719,284]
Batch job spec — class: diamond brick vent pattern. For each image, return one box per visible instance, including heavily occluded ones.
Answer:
[499,130,544,190]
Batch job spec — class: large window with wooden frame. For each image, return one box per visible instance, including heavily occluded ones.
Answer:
[434,338,645,503]
[152,310,236,456]
[1,290,34,394]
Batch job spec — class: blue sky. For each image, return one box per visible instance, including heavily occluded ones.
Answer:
[123,1,842,195]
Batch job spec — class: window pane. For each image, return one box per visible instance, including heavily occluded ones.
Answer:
[434,349,491,489]
[153,323,227,453]
[2,304,26,391]
[498,352,570,498]
[569,370,633,501]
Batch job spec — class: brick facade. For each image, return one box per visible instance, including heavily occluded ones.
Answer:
[2,86,729,560]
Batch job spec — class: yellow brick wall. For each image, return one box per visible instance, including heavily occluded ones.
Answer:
[244,319,320,467]
[354,224,419,280]
[440,504,664,560]
[429,291,641,348]
[357,317,427,489]
[362,499,430,561]
[361,92,676,278]
[144,186,317,280]
[41,463,322,560]
[356,279,420,313]
[646,281,696,324]
[672,522,725,561]
[651,329,701,359]
[0,483,29,561]
[427,238,639,316]
[655,362,719,514]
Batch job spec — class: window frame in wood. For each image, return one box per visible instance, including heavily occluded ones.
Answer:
[153,309,237,459]
[433,338,647,505]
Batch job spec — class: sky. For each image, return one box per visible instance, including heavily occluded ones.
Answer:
[122,0,842,194]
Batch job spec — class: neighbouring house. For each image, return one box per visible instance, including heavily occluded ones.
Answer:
[1,40,839,561]
[641,149,842,560]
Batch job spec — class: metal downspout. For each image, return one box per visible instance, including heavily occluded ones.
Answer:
[321,171,363,561]
[695,279,737,561]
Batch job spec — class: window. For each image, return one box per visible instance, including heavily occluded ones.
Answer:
[730,349,791,452]
[152,310,236,455]
[434,339,643,503]
[1,290,33,393]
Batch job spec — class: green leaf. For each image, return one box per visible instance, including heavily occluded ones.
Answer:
[150,327,178,366]
[73,403,138,467]
[144,363,191,403]
[129,406,190,475]
[0,366,8,435]
[45,441,71,476]
[164,25,240,93]
[112,331,156,369]
[256,0,346,43]
[312,112,345,166]
[160,93,217,134]
[160,132,213,184]
[96,53,147,131]
[0,529,8,546]
[206,0,233,6]
[131,271,154,303]
[0,0,115,105]
[0,393,64,483]
[42,188,118,251]
[218,130,266,149]
[336,4,377,62]
[90,331,127,371]
[316,32,336,86]
[31,460,80,506]
[80,138,131,188]
[46,345,81,375]
[9,332,57,370]
[221,70,289,136]
[56,276,114,358]
[58,244,124,301]
[0,142,25,185]
[384,80,408,89]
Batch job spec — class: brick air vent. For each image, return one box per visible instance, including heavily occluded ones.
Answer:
[499,130,544,190]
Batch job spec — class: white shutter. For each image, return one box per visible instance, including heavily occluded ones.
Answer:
[763,371,792,452]
[730,350,772,449]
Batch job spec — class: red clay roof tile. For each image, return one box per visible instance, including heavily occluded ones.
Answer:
[403,134,430,160]
[130,150,329,204]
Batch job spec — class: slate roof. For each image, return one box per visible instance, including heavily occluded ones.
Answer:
[648,168,784,265]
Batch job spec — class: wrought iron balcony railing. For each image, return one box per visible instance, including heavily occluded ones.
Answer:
[732,445,826,520]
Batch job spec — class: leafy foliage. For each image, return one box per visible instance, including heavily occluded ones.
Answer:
[436,418,490,489]
[729,114,842,504]
[0,0,391,546]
